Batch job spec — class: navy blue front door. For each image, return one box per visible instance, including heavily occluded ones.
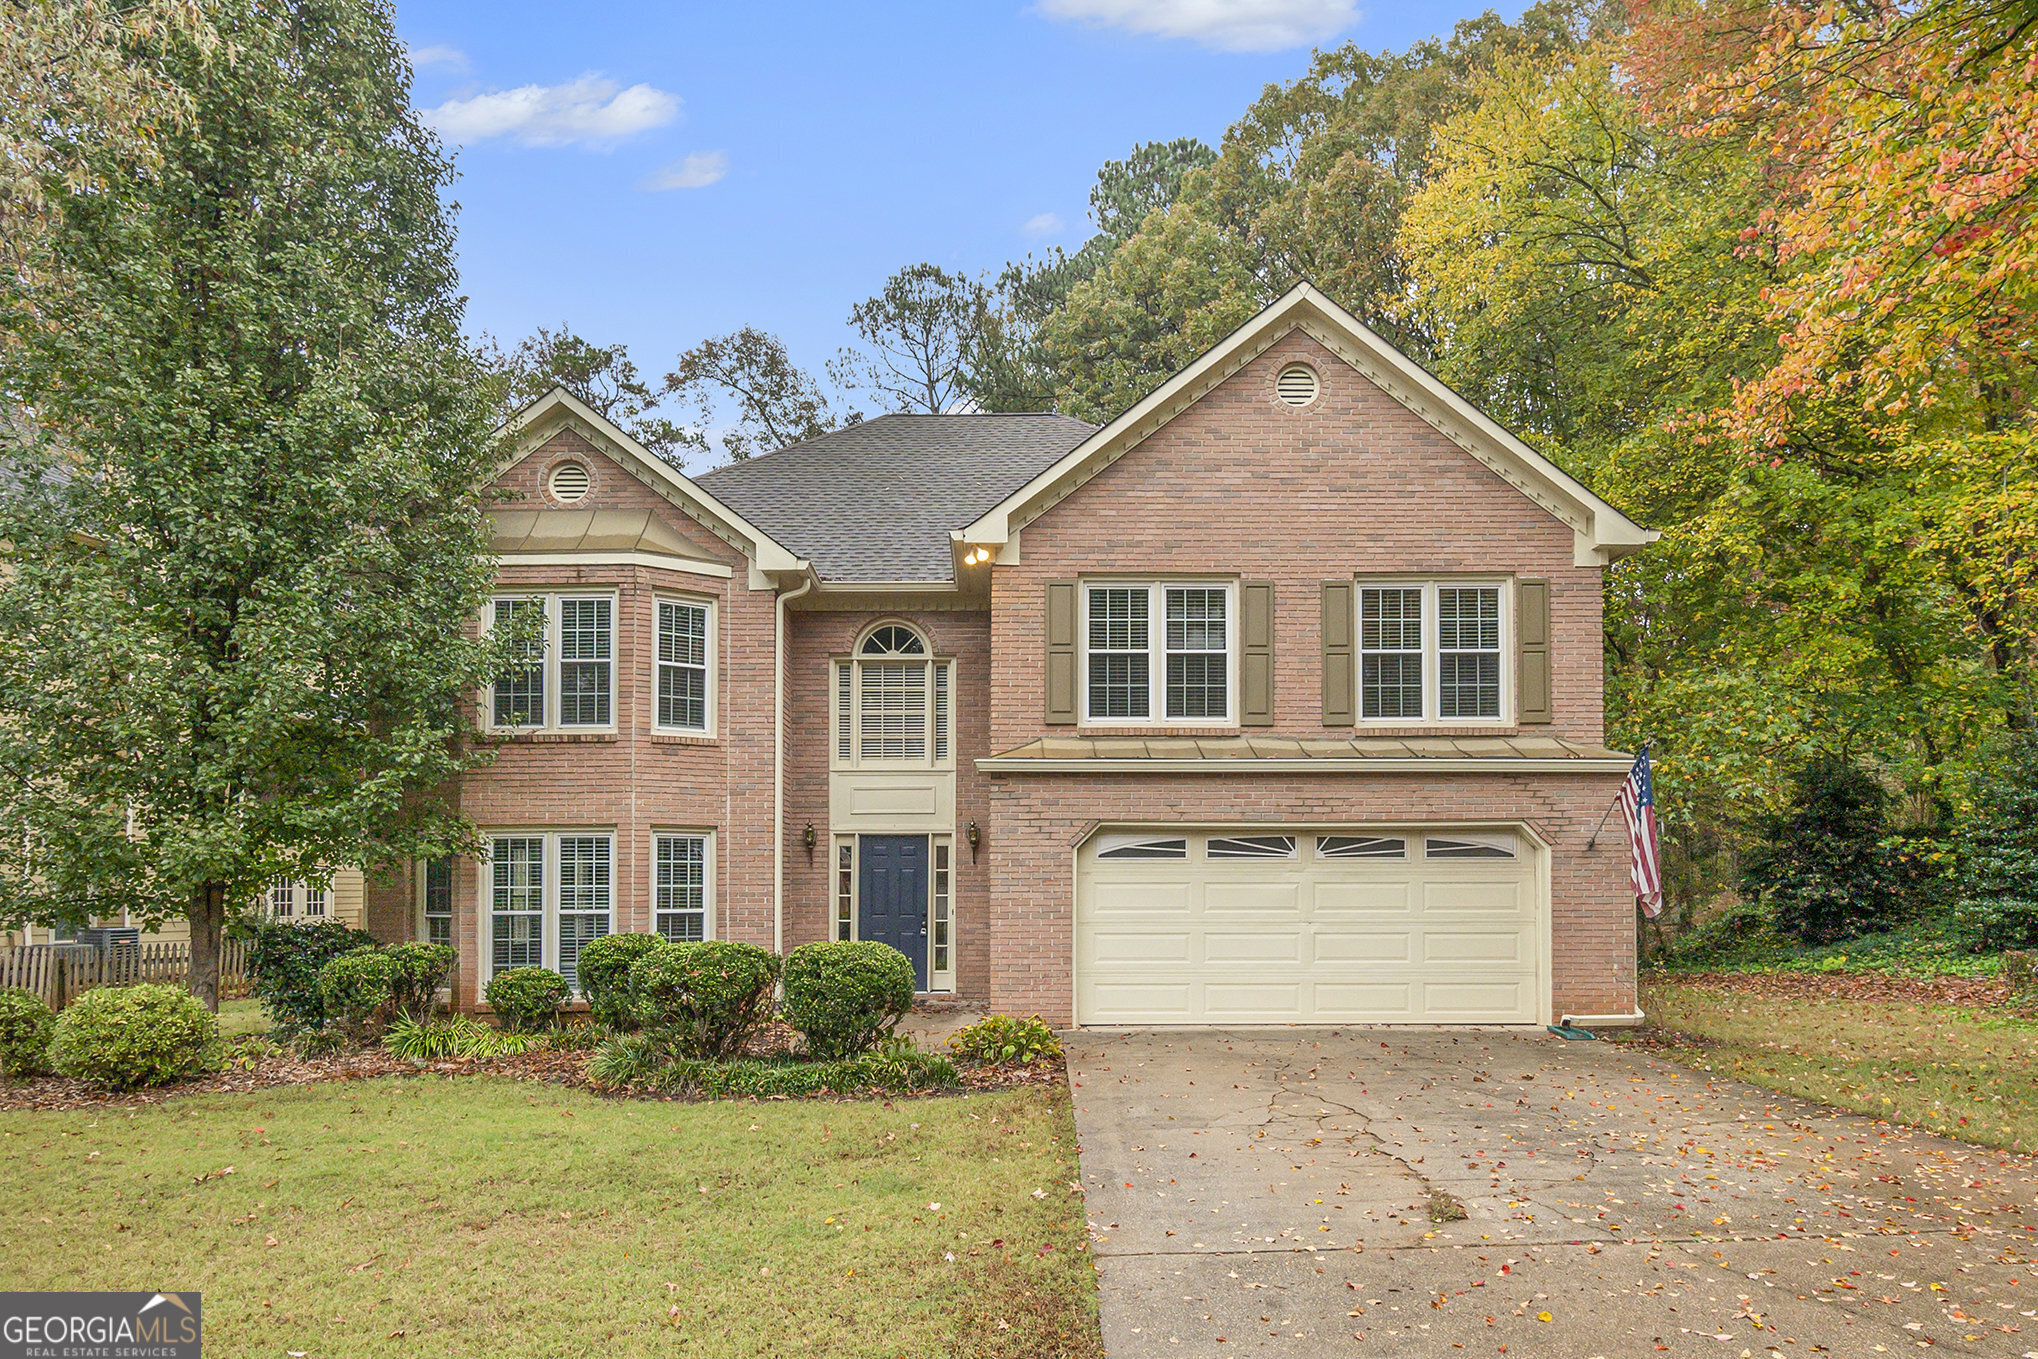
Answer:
[859,835,928,989]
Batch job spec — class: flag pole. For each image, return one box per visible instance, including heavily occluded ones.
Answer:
[1585,792,1621,851]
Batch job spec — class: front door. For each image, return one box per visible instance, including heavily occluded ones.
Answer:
[858,835,929,990]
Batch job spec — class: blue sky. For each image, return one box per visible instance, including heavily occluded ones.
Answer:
[398,0,1518,457]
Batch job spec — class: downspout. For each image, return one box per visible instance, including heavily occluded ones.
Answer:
[773,570,816,956]
[1558,1010,1646,1028]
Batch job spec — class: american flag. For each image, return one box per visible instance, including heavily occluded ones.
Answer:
[1617,745,1665,917]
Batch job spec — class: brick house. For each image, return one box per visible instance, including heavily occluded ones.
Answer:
[391,284,1656,1028]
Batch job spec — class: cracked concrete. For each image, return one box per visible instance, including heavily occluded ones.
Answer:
[1067,1028,2038,1356]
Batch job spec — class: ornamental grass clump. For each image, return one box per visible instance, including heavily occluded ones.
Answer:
[628,940,779,1058]
[49,984,221,1089]
[779,940,914,1059]
[0,987,55,1077]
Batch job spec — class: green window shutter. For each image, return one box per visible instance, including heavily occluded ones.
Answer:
[1517,578,1552,725]
[1320,580,1354,726]
[1045,580,1078,725]
[1241,582,1275,727]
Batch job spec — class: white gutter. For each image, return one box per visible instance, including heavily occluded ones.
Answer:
[976,757,1636,775]
[1559,1010,1646,1028]
[772,571,816,955]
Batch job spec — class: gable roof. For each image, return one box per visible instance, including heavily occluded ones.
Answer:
[957,283,1657,568]
[499,388,808,577]
[696,414,1096,583]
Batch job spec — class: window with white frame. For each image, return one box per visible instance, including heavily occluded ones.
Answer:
[421,857,453,948]
[656,599,712,732]
[1082,582,1236,725]
[485,832,613,994]
[1357,581,1508,723]
[833,624,952,767]
[654,833,710,941]
[488,594,617,732]
[265,878,330,920]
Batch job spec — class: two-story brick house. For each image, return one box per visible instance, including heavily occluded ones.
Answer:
[397,284,1654,1028]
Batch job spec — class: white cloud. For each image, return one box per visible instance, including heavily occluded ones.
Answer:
[406,43,468,72]
[640,150,730,191]
[1021,212,1065,237]
[422,75,680,148]
[1037,0,1358,51]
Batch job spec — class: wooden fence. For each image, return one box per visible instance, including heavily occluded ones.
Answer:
[0,939,251,1009]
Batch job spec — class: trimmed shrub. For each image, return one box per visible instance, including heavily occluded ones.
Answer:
[948,1014,1062,1066]
[628,940,779,1058]
[49,984,221,1089]
[585,1039,958,1098]
[0,987,56,1077]
[780,940,914,1059]
[1955,736,2038,950]
[316,949,397,1043]
[1742,753,1909,944]
[239,916,377,1036]
[384,942,456,1022]
[576,933,665,1029]
[485,967,567,1032]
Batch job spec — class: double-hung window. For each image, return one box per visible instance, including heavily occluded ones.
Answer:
[485,832,613,994]
[1081,582,1236,725]
[654,832,711,941]
[656,599,712,733]
[833,624,952,768]
[265,877,330,920]
[420,857,453,948]
[488,594,617,732]
[1356,580,1508,723]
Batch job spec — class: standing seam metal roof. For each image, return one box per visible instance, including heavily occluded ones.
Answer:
[693,413,1096,583]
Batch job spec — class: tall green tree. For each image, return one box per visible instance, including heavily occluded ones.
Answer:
[829,263,991,414]
[0,0,510,1008]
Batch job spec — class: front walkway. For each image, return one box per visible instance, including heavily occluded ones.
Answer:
[1067,1028,2038,1356]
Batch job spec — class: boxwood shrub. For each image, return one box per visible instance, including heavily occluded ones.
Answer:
[628,940,779,1058]
[485,966,567,1032]
[779,940,914,1059]
[48,984,221,1089]
[575,933,665,1029]
[0,987,55,1077]
[240,916,377,1036]
[384,942,456,1022]
[316,949,397,1042]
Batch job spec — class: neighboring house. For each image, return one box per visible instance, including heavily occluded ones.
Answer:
[3,868,368,947]
[393,284,1656,1027]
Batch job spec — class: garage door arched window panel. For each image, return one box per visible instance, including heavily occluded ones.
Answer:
[1425,834,1517,859]
[1205,834,1297,859]
[833,623,951,769]
[1316,834,1407,859]
[1094,833,1188,860]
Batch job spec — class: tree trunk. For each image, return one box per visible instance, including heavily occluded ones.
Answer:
[189,881,226,1013]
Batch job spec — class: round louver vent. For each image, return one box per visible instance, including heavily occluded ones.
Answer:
[549,461,591,503]
[1276,363,1320,407]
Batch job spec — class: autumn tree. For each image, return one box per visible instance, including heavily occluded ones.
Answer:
[0,0,510,1007]
[481,324,692,464]
[665,326,844,461]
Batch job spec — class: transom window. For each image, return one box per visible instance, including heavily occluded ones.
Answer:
[485,832,613,995]
[835,623,951,768]
[489,593,618,732]
[1357,581,1508,724]
[657,599,712,732]
[1082,582,1236,725]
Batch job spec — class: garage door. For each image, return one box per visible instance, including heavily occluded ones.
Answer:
[1075,828,1541,1025]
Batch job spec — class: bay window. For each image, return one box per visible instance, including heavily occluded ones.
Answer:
[485,832,612,994]
[488,593,617,732]
[654,832,711,941]
[656,598,713,733]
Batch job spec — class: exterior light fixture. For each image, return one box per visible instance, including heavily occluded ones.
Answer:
[967,820,981,860]
[803,823,816,860]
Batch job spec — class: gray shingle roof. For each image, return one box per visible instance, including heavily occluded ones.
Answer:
[695,414,1096,583]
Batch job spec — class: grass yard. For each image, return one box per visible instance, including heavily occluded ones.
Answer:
[213,997,271,1040]
[0,1076,1101,1358]
[1637,975,2038,1155]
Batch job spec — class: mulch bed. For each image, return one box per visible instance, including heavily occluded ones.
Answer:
[1647,969,2018,1009]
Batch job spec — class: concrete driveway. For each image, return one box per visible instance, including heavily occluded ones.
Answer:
[1068,1028,2038,1357]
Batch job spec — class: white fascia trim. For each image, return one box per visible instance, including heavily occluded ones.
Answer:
[498,388,810,576]
[957,283,1657,562]
[495,551,733,579]
[976,757,1636,775]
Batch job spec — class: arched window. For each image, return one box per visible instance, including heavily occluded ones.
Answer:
[837,623,950,766]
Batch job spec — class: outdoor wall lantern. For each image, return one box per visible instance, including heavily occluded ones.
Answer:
[803,823,816,860]
[967,820,981,861]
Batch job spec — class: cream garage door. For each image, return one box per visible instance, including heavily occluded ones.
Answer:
[1075,828,1541,1025]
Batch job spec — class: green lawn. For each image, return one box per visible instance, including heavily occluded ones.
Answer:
[0,1076,1101,1358]
[214,997,270,1040]
[1637,977,2038,1154]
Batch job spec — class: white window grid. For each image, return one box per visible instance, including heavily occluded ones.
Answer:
[654,832,711,941]
[487,594,620,734]
[1355,580,1511,726]
[831,625,953,769]
[483,832,614,995]
[656,599,713,733]
[1080,581,1238,727]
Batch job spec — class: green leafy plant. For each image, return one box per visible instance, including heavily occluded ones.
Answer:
[574,933,665,1029]
[48,984,221,1089]
[0,987,56,1077]
[779,940,915,1059]
[585,1040,959,1098]
[1743,753,1912,944]
[384,1014,544,1059]
[485,967,567,1033]
[240,916,378,1036]
[384,942,456,1022]
[948,1015,1062,1066]
[1954,736,2038,950]
[627,940,779,1059]
[316,948,397,1043]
